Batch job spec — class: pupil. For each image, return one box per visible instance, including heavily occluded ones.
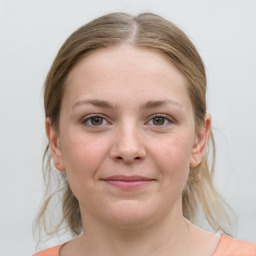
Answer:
[92,117,103,125]
[153,117,164,125]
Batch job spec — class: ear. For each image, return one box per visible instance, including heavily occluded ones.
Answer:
[45,117,65,171]
[190,113,211,168]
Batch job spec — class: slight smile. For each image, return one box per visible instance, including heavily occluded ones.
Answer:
[101,175,156,190]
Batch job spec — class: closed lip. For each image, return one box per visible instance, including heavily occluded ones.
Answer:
[101,175,155,181]
[101,175,155,190]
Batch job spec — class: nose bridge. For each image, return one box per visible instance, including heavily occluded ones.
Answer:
[110,119,146,163]
[119,121,140,148]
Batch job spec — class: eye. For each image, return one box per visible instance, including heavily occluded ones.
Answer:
[82,115,109,127]
[147,115,173,126]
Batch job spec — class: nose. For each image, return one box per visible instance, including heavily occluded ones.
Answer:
[110,124,146,164]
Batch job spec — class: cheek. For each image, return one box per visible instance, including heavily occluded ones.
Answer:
[158,134,193,165]
[60,134,110,192]
[152,135,193,185]
[61,137,109,206]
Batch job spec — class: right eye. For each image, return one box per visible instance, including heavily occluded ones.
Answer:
[82,115,109,127]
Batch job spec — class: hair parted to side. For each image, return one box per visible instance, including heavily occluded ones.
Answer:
[35,12,231,240]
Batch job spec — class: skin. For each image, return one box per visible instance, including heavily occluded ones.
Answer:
[46,45,219,256]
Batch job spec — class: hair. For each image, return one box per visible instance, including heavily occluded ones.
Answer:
[35,12,231,240]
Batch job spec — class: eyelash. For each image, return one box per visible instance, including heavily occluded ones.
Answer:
[81,114,110,127]
[146,114,174,126]
[81,114,174,127]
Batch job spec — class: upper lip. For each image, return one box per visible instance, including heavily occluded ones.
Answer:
[101,175,155,181]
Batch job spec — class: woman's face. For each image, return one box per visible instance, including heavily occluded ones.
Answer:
[47,46,209,228]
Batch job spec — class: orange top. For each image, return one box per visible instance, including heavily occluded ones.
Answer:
[33,235,256,256]
[212,236,256,256]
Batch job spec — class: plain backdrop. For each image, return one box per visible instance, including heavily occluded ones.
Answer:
[0,0,256,255]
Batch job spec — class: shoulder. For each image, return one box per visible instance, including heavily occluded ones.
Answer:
[213,235,256,256]
[32,244,64,256]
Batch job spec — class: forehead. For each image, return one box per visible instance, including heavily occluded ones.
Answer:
[64,45,191,109]
[67,45,186,84]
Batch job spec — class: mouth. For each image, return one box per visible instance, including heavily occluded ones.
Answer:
[101,175,155,190]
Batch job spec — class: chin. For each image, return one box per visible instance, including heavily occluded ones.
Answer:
[102,200,160,229]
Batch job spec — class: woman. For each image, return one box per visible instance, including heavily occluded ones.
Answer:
[33,12,256,256]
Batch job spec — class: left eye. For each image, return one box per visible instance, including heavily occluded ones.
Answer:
[147,116,172,126]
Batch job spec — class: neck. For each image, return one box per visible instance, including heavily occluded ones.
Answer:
[76,204,190,256]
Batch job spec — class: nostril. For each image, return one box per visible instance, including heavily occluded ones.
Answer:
[114,155,142,163]
[110,141,146,163]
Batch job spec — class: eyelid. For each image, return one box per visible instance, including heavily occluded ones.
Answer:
[80,113,175,127]
[81,114,111,127]
[146,114,175,125]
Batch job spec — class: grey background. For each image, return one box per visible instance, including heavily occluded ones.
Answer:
[0,0,255,255]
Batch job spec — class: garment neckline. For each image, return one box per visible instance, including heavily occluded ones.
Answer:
[211,235,229,256]
[58,234,227,256]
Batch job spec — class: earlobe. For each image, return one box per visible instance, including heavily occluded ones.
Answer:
[45,117,65,172]
[190,113,211,168]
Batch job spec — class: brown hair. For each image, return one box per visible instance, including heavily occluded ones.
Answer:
[36,12,231,239]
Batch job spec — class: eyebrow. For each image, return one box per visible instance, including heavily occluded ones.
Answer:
[140,100,183,110]
[72,99,115,109]
[72,99,183,110]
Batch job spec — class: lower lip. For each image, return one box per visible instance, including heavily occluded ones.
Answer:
[103,180,153,190]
